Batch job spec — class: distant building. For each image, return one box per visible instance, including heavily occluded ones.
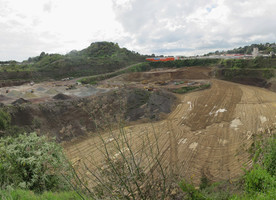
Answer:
[252,48,259,58]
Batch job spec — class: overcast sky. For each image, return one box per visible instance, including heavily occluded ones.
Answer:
[1,0,276,61]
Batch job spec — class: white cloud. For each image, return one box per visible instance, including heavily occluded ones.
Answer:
[112,0,276,56]
[0,0,124,61]
[0,0,276,60]
[43,1,53,13]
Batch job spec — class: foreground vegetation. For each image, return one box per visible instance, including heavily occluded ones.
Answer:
[236,132,276,199]
[0,133,72,193]
[0,189,85,200]
[0,125,275,199]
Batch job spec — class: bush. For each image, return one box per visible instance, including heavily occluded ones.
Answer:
[179,180,207,200]
[244,165,275,194]
[231,131,276,199]
[0,133,72,193]
[262,137,276,176]
[230,187,276,200]
[0,109,11,131]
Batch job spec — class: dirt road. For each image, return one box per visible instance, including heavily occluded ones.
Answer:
[65,79,276,186]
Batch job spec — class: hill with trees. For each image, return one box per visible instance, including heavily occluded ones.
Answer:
[0,42,146,80]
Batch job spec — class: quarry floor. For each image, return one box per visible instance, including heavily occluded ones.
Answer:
[65,79,276,186]
[2,66,276,187]
[0,79,109,104]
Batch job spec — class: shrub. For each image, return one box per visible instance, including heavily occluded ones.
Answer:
[230,187,276,200]
[179,180,207,200]
[262,137,276,176]
[244,165,275,194]
[0,109,11,131]
[0,132,72,193]
[199,175,210,190]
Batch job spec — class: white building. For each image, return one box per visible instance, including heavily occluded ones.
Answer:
[252,48,259,58]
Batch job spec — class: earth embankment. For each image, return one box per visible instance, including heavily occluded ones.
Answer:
[65,79,276,186]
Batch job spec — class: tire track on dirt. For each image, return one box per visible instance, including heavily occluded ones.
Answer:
[64,79,276,187]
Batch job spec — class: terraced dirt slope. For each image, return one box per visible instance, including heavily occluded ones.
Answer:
[65,79,276,186]
[121,66,212,82]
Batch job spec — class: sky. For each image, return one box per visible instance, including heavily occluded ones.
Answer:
[0,0,276,61]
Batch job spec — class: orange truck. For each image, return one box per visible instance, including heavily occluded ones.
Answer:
[146,57,175,62]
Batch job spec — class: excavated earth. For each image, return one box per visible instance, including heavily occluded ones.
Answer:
[2,66,276,188]
[65,79,276,187]
[8,88,176,141]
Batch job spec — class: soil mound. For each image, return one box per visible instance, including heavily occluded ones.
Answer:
[12,98,30,105]
[53,93,72,100]
[126,89,176,121]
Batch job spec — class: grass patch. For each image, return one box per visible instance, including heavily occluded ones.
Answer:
[0,189,87,200]
[179,178,242,200]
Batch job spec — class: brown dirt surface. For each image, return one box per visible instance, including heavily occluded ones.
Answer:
[0,79,110,104]
[0,95,10,101]
[119,66,212,82]
[64,79,276,187]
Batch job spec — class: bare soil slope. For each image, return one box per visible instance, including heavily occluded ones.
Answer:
[65,79,276,186]
[122,66,212,82]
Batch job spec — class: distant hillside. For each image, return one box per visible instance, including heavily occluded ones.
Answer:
[207,42,276,55]
[0,42,146,80]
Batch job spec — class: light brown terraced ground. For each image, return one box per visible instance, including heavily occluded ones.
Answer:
[65,79,276,186]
